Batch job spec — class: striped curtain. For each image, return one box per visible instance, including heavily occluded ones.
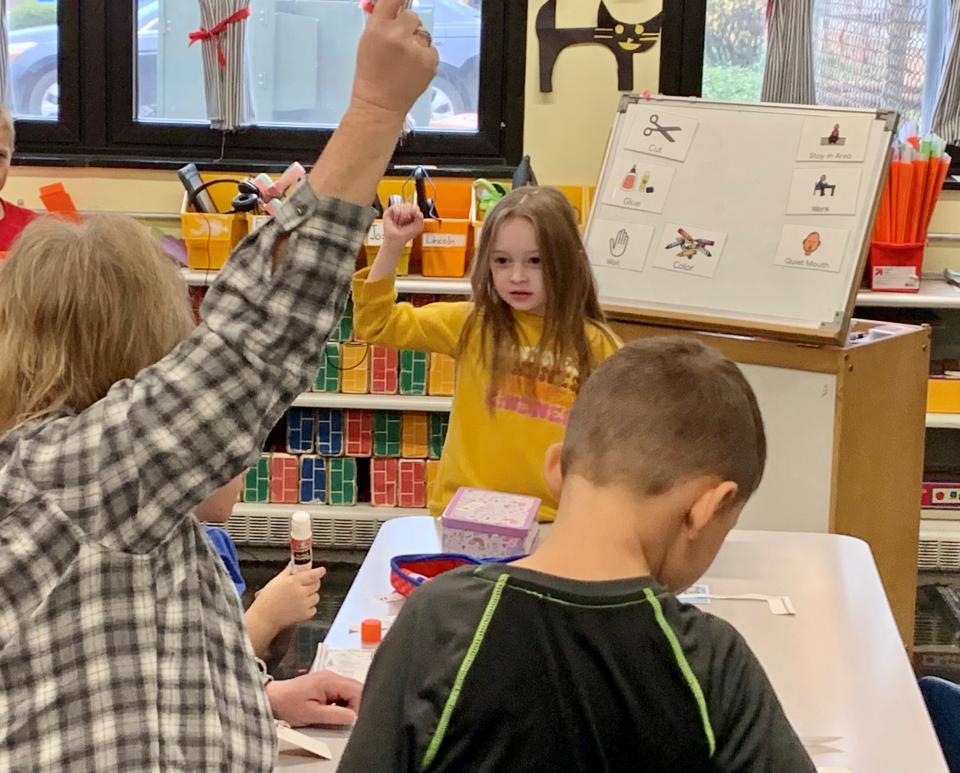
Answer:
[932,0,960,142]
[0,0,10,109]
[761,0,816,104]
[192,0,253,131]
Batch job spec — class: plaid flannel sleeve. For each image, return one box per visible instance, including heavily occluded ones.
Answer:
[24,183,372,552]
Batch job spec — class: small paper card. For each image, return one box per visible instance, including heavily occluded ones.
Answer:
[277,724,333,760]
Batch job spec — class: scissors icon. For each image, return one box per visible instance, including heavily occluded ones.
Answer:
[643,114,681,143]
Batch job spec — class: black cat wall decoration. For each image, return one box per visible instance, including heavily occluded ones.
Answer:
[537,0,663,92]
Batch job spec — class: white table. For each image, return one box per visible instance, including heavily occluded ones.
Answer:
[278,517,947,772]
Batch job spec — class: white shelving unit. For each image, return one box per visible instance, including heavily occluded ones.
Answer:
[919,520,960,572]
[928,413,960,430]
[395,276,471,295]
[229,503,427,549]
[291,393,452,411]
[182,268,471,296]
[856,276,960,308]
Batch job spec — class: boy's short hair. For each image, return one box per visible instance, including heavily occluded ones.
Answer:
[0,104,15,148]
[562,336,766,505]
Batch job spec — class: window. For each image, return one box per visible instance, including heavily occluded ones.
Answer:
[8,0,59,120]
[135,0,481,132]
[12,0,520,169]
[702,0,766,103]
[701,0,951,132]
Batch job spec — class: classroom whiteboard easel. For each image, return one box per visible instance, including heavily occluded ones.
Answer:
[585,96,897,343]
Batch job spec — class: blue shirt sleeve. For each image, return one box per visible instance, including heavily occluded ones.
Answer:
[202,525,246,596]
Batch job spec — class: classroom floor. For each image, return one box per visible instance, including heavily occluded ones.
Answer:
[239,554,360,680]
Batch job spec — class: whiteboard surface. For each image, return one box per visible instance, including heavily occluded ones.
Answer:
[586,98,895,338]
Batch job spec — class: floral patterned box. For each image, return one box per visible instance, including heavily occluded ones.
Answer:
[440,487,540,558]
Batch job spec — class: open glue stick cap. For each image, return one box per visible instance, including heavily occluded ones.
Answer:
[361,618,382,645]
[291,510,311,540]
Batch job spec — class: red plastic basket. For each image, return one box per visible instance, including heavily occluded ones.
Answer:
[868,241,924,293]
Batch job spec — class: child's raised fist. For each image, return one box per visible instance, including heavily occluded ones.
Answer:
[383,202,424,245]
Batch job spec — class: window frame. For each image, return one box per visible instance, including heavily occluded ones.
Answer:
[13,0,527,173]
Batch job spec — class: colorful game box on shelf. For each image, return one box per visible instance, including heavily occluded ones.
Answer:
[374,410,402,457]
[270,454,300,504]
[317,409,344,456]
[426,459,440,503]
[429,413,449,459]
[440,487,541,558]
[400,350,429,395]
[401,412,429,458]
[313,342,342,393]
[370,345,400,394]
[371,458,399,507]
[340,343,370,394]
[246,408,450,507]
[428,353,456,395]
[332,300,354,342]
[344,410,374,457]
[327,458,358,505]
[398,459,427,507]
[244,454,271,502]
[299,456,326,504]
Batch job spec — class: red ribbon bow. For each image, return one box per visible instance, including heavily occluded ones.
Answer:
[189,7,252,68]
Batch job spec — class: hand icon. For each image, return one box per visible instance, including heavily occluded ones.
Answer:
[609,228,629,258]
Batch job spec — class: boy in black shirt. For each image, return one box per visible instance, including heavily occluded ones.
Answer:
[339,337,816,772]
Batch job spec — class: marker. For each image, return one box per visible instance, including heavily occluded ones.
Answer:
[290,510,313,574]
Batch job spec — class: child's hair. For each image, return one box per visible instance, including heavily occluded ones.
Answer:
[0,216,194,431]
[461,185,614,397]
[562,336,766,506]
[0,105,15,149]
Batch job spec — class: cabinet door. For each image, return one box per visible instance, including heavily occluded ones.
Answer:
[736,364,837,532]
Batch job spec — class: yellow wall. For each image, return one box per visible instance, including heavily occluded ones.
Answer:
[523,0,662,185]
[4,166,184,214]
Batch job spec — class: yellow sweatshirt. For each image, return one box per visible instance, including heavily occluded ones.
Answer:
[352,268,621,521]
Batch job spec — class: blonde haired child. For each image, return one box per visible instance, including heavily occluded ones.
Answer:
[0,104,38,252]
[355,186,620,520]
[0,3,437,768]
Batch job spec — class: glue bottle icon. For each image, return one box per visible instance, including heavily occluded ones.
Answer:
[621,165,637,191]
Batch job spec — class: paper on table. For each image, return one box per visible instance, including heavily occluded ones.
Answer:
[677,584,710,604]
[707,594,795,615]
[816,768,851,773]
[277,724,332,760]
[679,587,796,615]
[312,644,376,684]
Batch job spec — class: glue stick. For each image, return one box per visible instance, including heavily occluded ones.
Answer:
[290,511,313,574]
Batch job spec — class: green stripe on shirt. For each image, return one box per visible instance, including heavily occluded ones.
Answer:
[644,586,717,757]
[421,573,509,770]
